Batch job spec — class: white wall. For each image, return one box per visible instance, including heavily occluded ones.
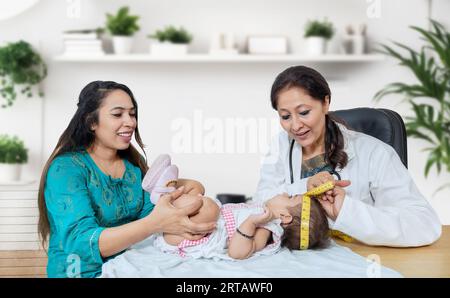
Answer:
[0,0,449,223]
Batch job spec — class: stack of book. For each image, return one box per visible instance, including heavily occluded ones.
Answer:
[62,29,105,56]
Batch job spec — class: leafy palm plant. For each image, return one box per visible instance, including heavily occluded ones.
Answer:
[374,19,450,192]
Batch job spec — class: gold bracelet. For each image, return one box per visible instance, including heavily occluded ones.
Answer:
[236,228,254,239]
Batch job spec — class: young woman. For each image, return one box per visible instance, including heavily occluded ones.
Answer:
[254,65,441,247]
[38,81,216,277]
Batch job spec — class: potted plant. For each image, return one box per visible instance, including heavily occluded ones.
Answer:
[375,19,450,193]
[0,134,28,182]
[106,6,140,54]
[0,40,47,108]
[148,26,193,56]
[304,19,334,55]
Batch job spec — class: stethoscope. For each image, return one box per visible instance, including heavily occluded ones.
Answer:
[289,139,341,184]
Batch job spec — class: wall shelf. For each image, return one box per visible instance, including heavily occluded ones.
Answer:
[54,54,385,63]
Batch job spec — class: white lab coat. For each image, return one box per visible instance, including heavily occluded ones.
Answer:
[254,124,442,247]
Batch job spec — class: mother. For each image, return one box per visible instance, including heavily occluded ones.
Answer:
[38,81,215,277]
[254,65,441,246]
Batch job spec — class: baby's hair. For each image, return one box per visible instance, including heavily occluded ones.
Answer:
[281,198,330,250]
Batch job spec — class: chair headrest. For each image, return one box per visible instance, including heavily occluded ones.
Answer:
[331,108,408,168]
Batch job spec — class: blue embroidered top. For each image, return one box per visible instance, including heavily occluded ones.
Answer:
[44,150,154,278]
[301,154,333,179]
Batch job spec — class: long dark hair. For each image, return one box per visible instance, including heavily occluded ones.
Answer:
[270,65,348,170]
[37,81,148,249]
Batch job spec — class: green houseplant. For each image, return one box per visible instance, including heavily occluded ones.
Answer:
[0,40,47,108]
[148,26,193,55]
[0,134,28,181]
[304,19,334,55]
[149,26,193,44]
[106,6,140,54]
[374,19,450,192]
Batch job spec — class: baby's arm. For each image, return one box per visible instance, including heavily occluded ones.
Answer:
[228,222,271,259]
[228,207,273,260]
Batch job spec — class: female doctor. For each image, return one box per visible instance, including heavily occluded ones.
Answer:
[254,65,441,247]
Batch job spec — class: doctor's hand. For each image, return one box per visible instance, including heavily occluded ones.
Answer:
[307,171,335,189]
[317,186,346,221]
[147,186,216,240]
[307,172,351,203]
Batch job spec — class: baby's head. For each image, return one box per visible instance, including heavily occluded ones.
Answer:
[171,193,221,224]
[266,194,330,250]
[281,197,330,250]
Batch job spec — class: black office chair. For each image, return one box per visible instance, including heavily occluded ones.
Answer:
[331,108,408,168]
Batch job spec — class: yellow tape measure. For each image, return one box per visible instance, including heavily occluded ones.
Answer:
[300,195,311,250]
[304,181,335,197]
[300,181,335,250]
[330,230,353,242]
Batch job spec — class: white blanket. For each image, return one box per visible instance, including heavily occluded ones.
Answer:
[100,235,401,278]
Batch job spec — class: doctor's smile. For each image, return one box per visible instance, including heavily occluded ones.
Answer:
[277,87,328,154]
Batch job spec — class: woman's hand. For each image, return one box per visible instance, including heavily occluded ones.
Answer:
[307,171,335,190]
[317,186,346,221]
[146,186,216,240]
[307,171,351,203]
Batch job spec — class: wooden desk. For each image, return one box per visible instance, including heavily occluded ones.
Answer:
[336,225,450,277]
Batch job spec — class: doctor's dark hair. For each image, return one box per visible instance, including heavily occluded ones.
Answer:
[270,65,348,171]
[37,81,148,249]
[281,199,330,250]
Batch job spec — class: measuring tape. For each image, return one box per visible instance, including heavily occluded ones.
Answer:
[330,230,353,242]
[304,181,335,197]
[299,196,311,249]
[299,181,354,249]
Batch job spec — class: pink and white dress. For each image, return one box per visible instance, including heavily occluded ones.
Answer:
[153,201,284,260]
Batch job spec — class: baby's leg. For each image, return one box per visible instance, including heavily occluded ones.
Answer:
[164,194,219,246]
[164,233,205,246]
[177,179,205,195]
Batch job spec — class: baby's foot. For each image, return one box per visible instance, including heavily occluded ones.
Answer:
[150,164,179,204]
[142,154,171,193]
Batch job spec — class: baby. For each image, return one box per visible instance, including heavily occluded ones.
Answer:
[142,155,330,260]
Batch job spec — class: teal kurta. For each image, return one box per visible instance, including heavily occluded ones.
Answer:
[44,150,154,278]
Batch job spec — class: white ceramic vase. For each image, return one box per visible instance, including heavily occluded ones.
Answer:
[305,37,326,55]
[112,36,134,54]
[0,163,21,182]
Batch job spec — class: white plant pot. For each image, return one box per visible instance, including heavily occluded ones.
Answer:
[112,36,134,54]
[150,42,188,56]
[305,37,327,55]
[0,163,21,182]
